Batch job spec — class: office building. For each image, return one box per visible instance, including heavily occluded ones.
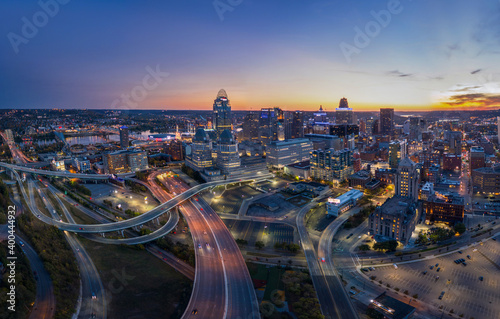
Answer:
[119,126,129,149]
[370,292,416,319]
[311,148,353,183]
[469,146,485,171]
[266,138,313,168]
[259,107,283,145]
[442,154,461,172]
[51,159,66,171]
[472,165,500,193]
[291,111,304,139]
[379,108,394,135]
[215,129,240,173]
[335,97,354,125]
[166,139,184,161]
[369,196,418,245]
[425,193,464,224]
[326,189,363,216]
[104,149,148,174]
[186,128,213,171]
[444,131,462,155]
[242,113,259,141]
[395,157,420,201]
[329,124,359,138]
[284,161,311,180]
[72,157,91,172]
[304,134,343,150]
[389,140,407,169]
[314,105,328,123]
[213,89,232,138]
[348,170,372,188]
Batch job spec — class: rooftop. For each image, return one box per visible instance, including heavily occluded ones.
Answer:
[378,196,415,217]
[372,292,416,319]
[287,160,310,169]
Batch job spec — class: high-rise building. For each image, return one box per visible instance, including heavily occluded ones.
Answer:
[259,107,283,145]
[119,126,129,149]
[379,108,394,135]
[166,139,184,161]
[290,111,304,139]
[314,105,328,123]
[242,113,259,141]
[497,117,500,144]
[389,139,407,169]
[444,131,462,155]
[266,138,313,168]
[104,149,148,174]
[186,128,213,171]
[469,146,485,171]
[395,157,420,201]
[215,129,240,173]
[425,193,464,223]
[213,89,232,138]
[335,97,354,125]
[311,148,353,183]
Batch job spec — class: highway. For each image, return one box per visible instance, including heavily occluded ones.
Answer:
[16,171,273,233]
[296,193,358,319]
[0,162,112,179]
[317,208,361,319]
[157,175,260,319]
[47,178,196,280]
[33,181,107,319]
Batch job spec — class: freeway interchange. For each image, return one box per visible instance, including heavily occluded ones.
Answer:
[4,159,376,319]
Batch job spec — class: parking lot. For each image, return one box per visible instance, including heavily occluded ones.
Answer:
[367,238,500,319]
[223,219,295,247]
[210,185,263,215]
[85,183,158,214]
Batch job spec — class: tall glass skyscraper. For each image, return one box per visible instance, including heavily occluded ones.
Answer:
[213,89,232,138]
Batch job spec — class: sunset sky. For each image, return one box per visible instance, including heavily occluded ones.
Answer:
[1,0,500,111]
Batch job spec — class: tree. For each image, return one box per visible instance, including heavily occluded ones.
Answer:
[366,308,383,319]
[454,222,466,235]
[235,238,248,246]
[358,244,370,251]
[255,241,265,250]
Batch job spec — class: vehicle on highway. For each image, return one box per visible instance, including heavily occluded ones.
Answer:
[191,309,198,315]
[197,244,202,249]
[393,263,398,269]
[346,233,353,239]
[321,257,326,262]
[92,293,96,300]
[19,241,24,246]
[205,242,209,248]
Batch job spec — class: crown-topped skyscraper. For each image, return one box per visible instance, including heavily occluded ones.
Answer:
[213,89,232,138]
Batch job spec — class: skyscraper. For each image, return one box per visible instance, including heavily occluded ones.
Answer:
[119,126,129,149]
[395,157,419,201]
[215,129,240,173]
[291,111,304,139]
[186,128,213,171]
[259,107,283,145]
[242,113,259,141]
[379,108,394,135]
[389,140,407,169]
[213,89,232,138]
[335,97,354,125]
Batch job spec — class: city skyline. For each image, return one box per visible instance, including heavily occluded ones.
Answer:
[2,1,500,111]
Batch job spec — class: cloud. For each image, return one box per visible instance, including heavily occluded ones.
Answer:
[441,93,500,108]
[387,70,413,78]
[470,69,482,74]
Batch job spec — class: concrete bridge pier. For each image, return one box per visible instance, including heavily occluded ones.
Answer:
[121,230,124,237]
[101,233,105,237]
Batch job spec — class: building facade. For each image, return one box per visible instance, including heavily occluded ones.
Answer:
[379,108,394,135]
[119,126,129,149]
[213,89,232,138]
[369,196,418,245]
[186,128,213,171]
[395,157,420,201]
[215,129,240,174]
[266,138,313,168]
[310,148,353,183]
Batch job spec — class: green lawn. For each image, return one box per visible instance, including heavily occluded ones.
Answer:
[79,238,192,319]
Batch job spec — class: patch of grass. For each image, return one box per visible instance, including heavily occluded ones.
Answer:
[79,238,192,319]
[247,251,281,258]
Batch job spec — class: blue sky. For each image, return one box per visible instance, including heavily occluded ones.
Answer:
[1,0,500,111]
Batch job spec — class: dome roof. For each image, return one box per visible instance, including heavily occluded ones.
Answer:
[217,89,228,99]
[219,129,234,144]
[193,128,209,142]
